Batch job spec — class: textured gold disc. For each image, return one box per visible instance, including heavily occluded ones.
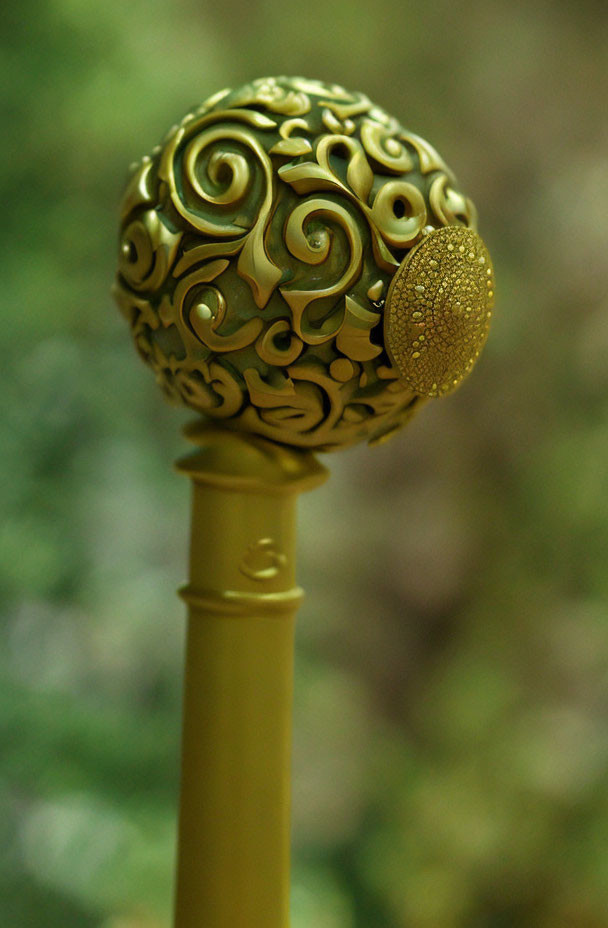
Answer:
[384,226,495,397]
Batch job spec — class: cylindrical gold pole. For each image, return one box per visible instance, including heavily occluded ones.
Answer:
[173,423,327,928]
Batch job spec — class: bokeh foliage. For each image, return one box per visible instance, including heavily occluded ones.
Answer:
[2,1,608,925]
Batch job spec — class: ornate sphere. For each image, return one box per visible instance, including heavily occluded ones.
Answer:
[114,76,494,451]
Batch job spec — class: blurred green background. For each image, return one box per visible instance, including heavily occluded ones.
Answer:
[2,1,608,925]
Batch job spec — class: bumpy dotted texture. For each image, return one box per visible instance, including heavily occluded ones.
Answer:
[385,227,494,396]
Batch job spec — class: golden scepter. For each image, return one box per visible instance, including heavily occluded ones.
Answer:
[113,76,494,928]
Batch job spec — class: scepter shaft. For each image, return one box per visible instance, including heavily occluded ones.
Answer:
[173,424,327,928]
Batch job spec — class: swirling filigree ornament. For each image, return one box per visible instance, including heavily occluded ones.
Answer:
[115,76,494,451]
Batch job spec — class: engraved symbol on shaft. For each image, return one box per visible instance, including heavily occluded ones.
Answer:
[239,538,287,581]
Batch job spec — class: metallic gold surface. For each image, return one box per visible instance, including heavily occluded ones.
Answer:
[174,424,327,928]
[384,226,494,396]
[114,78,495,928]
[114,76,493,451]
